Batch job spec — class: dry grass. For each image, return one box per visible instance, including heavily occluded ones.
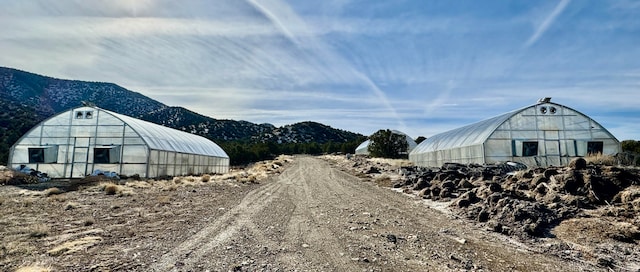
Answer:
[157,195,172,205]
[28,224,49,238]
[47,194,67,203]
[367,157,414,167]
[43,187,64,197]
[374,174,393,187]
[125,180,152,189]
[585,153,617,166]
[21,198,35,208]
[47,236,103,256]
[64,202,79,210]
[15,266,52,272]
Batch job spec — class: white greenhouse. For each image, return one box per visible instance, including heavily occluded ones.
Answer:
[355,130,418,155]
[409,98,621,168]
[8,106,229,178]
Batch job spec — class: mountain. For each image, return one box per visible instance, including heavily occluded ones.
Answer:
[138,106,275,141]
[0,67,364,163]
[0,67,166,119]
[260,121,360,144]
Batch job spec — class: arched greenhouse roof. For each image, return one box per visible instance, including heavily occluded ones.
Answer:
[355,139,371,154]
[103,108,229,158]
[411,100,619,155]
[411,110,516,154]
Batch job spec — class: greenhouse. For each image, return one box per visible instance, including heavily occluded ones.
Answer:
[8,106,229,178]
[355,130,418,155]
[409,98,621,167]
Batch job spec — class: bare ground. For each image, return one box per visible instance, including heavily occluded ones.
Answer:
[0,156,612,271]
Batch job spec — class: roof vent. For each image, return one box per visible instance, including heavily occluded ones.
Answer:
[538,97,552,103]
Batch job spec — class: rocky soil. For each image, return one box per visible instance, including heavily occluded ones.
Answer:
[324,155,640,271]
[1,154,639,271]
[0,156,291,271]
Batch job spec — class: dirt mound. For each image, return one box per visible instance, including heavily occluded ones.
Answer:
[396,162,640,239]
[0,167,43,185]
[325,155,640,270]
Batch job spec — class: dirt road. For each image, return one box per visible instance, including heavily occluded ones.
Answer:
[150,156,580,271]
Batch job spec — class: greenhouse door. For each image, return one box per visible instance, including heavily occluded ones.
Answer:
[70,137,91,178]
[544,140,561,167]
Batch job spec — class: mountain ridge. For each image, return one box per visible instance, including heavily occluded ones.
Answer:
[0,66,364,163]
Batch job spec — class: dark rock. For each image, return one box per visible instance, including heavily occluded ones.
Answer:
[386,234,397,244]
[477,209,490,222]
[441,180,456,189]
[439,187,452,198]
[597,257,614,268]
[569,158,587,170]
[488,182,502,193]
[366,166,380,174]
[458,179,474,189]
[530,175,548,188]
[418,188,431,199]
[543,169,559,179]
[456,198,471,208]
[535,183,548,195]
[412,178,430,191]
[560,171,584,194]
[460,191,478,202]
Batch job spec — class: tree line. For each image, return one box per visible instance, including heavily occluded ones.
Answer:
[218,139,365,166]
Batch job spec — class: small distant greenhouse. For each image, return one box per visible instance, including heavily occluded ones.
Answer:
[8,106,229,178]
[355,130,418,155]
[409,98,621,168]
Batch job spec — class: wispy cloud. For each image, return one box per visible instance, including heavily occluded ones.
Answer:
[524,0,571,48]
[0,0,638,140]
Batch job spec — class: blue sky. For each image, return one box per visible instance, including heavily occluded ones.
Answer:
[1,0,639,140]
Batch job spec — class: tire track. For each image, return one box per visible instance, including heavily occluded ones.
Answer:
[151,178,285,271]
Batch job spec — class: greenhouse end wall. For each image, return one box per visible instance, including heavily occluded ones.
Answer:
[410,101,621,168]
[9,106,230,178]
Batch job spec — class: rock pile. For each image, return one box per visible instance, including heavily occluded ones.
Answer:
[394,158,640,239]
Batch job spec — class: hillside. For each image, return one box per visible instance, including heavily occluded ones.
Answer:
[0,67,364,163]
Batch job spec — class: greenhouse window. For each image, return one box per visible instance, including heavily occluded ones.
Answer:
[587,141,603,155]
[94,146,121,163]
[522,142,538,157]
[28,146,58,163]
[28,148,45,163]
[75,111,84,119]
[85,111,93,119]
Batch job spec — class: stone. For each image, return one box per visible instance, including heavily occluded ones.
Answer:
[568,158,587,170]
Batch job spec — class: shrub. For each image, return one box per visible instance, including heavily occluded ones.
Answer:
[201,174,211,182]
[585,153,616,166]
[368,129,409,159]
[44,187,64,197]
[83,217,95,226]
[173,177,183,184]
[104,184,121,195]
